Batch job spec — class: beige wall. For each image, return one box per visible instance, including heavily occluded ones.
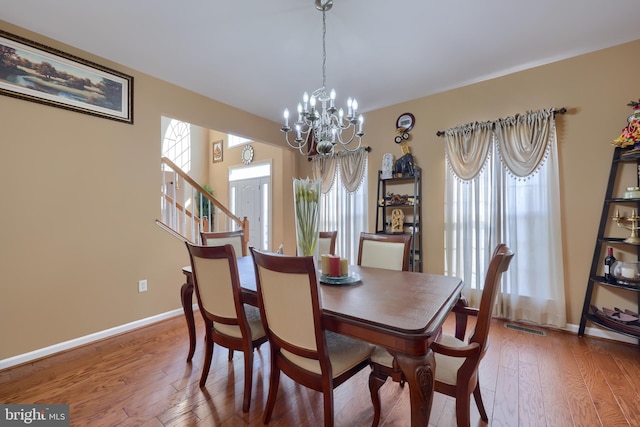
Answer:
[2,17,639,361]
[360,39,640,330]
[0,21,289,360]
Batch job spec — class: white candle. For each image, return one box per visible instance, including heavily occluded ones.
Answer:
[621,267,635,278]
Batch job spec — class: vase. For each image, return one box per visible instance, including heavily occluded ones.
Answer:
[293,178,321,260]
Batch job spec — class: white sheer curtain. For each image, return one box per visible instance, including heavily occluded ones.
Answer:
[444,109,566,328]
[312,149,368,262]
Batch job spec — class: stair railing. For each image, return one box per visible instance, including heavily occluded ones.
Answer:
[157,157,249,251]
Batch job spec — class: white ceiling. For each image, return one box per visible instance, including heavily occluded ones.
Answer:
[2,0,640,125]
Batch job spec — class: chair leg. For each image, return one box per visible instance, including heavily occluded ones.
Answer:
[473,383,488,422]
[263,359,281,424]
[455,391,471,427]
[242,349,254,412]
[368,370,387,427]
[199,334,214,388]
[322,383,334,427]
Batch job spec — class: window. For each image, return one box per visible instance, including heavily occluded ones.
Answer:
[162,119,191,172]
[227,133,252,149]
[443,110,566,328]
[319,160,368,262]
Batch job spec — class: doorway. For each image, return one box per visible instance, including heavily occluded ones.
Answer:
[229,163,271,251]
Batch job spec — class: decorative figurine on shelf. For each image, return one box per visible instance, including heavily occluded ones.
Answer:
[382,153,394,179]
[394,142,415,177]
[613,98,640,153]
[391,209,404,233]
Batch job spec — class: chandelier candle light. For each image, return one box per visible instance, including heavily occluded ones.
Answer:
[281,0,364,156]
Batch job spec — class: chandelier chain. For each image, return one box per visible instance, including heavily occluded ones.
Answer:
[321,7,326,91]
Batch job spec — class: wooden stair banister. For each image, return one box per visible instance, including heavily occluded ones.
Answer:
[159,157,249,248]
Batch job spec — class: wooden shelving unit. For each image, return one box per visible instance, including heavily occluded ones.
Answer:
[375,167,422,272]
[578,147,640,342]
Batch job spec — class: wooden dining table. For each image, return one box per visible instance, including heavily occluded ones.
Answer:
[181,256,464,426]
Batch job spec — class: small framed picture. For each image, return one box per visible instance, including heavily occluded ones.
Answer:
[212,140,223,163]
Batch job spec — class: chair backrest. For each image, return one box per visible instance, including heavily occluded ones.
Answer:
[186,242,247,332]
[250,248,327,366]
[318,231,337,255]
[469,244,514,349]
[200,230,246,257]
[357,232,412,271]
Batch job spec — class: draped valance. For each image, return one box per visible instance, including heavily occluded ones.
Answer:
[311,148,368,193]
[445,108,556,181]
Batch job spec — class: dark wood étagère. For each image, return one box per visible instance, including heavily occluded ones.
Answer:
[578,147,640,343]
[375,166,422,271]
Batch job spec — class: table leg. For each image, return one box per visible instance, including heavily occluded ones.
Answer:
[395,350,435,427]
[180,281,196,362]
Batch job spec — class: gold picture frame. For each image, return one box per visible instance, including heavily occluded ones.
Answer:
[212,140,223,163]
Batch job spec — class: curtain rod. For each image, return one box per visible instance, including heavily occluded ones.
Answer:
[308,145,372,161]
[435,107,567,137]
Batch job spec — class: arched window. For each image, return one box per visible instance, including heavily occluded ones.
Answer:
[162,119,191,172]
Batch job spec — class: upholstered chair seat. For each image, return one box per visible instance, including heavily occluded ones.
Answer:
[281,331,373,377]
[213,304,264,340]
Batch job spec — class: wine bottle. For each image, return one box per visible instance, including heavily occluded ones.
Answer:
[604,247,616,282]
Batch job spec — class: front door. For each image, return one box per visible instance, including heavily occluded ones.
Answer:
[230,176,270,251]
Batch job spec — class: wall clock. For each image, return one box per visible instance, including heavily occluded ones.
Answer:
[396,112,415,132]
[241,145,254,165]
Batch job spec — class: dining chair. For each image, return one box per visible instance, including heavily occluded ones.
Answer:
[319,230,338,255]
[250,248,374,427]
[357,232,412,271]
[200,230,247,256]
[368,244,514,427]
[185,242,267,412]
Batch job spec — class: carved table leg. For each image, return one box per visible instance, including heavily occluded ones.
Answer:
[180,281,196,362]
[395,350,435,427]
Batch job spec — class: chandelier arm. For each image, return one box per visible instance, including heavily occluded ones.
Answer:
[284,129,317,156]
[334,126,357,146]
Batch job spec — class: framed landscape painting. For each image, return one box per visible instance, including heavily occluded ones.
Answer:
[0,30,133,124]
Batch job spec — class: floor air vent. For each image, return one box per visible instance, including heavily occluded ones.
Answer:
[504,323,546,336]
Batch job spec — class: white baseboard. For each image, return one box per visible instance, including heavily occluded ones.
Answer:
[0,308,189,370]
[564,322,638,345]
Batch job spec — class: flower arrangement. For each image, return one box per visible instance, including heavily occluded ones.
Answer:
[612,98,640,148]
[293,178,321,257]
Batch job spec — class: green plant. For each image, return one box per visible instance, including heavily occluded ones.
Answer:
[198,184,215,219]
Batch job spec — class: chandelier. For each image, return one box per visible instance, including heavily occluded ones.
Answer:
[280,0,364,156]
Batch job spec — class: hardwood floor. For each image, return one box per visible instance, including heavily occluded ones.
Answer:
[1,313,639,426]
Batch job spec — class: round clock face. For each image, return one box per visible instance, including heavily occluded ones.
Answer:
[241,145,254,165]
[396,112,415,132]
